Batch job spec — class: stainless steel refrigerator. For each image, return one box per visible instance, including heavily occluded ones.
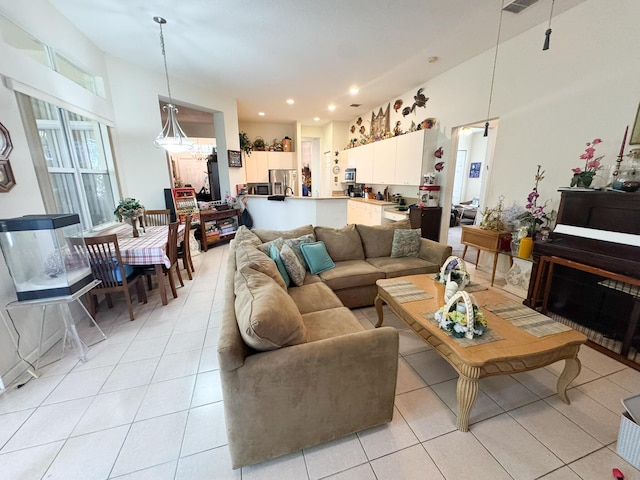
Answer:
[269,169,299,196]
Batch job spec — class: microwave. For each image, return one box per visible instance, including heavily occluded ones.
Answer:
[253,183,270,195]
[344,168,356,183]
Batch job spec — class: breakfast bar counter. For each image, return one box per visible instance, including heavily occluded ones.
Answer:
[246,195,348,230]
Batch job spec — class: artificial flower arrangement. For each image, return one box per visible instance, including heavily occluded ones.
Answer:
[570,138,603,187]
[114,198,144,220]
[434,290,488,339]
[517,165,554,237]
[435,255,470,288]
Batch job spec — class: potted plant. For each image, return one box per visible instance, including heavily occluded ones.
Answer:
[239,131,252,156]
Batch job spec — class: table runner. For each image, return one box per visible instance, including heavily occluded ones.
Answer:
[483,300,572,337]
[378,279,433,303]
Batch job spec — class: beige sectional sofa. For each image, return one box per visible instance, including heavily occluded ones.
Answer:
[217,221,452,468]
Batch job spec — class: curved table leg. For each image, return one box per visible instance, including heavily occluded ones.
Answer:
[374,294,384,328]
[456,366,481,432]
[557,356,581,404]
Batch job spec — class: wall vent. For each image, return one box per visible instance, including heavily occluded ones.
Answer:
[350,104,361,108]
[503,0,540,14]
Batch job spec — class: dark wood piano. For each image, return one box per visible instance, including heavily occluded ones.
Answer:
[526,190,640,368]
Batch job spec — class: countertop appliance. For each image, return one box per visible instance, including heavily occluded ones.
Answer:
[269,169,298,197]
[250,183,270,195]
[344,168,356,183]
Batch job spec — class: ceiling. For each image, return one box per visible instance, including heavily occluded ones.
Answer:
[49,0,585,126]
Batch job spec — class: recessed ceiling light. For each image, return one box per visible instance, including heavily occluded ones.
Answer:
[286,99,294,105]
[328,104,336,112]
[349,86,359,95]
[427,56,439,63]
[258,112,265,116]
[314,117,320,122]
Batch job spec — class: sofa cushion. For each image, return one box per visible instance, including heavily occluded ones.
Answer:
[235,242,287,290]
[287,282,343,314]
[283,234,315,270]
[279,243,306,287]
[314,224,364,262]
[356,222,410,258]
[252,224,314,243]
[302,307,365,341]
[300,241,336,275]
[234,266,307,351]
[258,237,284,256]
[234,225,262,247]
[318,259,385,291]
[391,229,421,258]
[269,244,291,287]
[366,256,439,278]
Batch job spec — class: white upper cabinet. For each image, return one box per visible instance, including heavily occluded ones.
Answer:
[372,136,397,185]
[245,151,269,183]
[395,130,425,185]
[267,151,296,170]
[347,142,374,183]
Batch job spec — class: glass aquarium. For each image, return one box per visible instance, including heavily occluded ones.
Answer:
[0,214,92,301]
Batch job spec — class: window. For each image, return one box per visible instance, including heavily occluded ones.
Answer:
[26,97,119,231]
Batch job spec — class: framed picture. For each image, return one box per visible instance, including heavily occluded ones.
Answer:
[228,150,242,167]
[631,101,640,145]
[469,162,481,178]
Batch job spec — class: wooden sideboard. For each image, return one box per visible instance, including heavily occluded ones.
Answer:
[460,225,512,286]
[409,206,442,242]
[199,208,241,251]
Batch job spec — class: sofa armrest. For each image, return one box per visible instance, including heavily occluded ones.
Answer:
[418,237,452,267]
[220,327,399,468]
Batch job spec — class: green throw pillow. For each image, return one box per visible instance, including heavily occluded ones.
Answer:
[269,244,290,287]
[300,241,336,275]
[390,229,421,258]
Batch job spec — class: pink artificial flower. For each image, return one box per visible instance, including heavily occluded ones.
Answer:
[586,159,600,170]
[592,138,602,144]
[572,167,583,174]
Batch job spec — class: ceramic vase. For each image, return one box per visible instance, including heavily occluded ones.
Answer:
[129,217,139,237]
[518,236,533,258]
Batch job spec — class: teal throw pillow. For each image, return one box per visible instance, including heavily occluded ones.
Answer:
[390,229,421,258]
[300,241,335,275]
[269,244,291,287]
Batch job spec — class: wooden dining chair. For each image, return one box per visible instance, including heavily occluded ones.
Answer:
[140,221,184,299]
[178,214,195,280]
[143,209,170,227]
[70,234,148,321]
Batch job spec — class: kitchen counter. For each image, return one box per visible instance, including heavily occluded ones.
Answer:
[246,196,348,230]
[348,197,395,206]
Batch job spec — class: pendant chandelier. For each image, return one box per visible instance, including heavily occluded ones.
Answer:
[153,16,193,153]
[484,1,505,137]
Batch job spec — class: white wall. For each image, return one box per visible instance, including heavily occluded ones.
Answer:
[347,0,640,227]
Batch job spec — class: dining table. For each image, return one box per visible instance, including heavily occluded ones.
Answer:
[109,223,184,306]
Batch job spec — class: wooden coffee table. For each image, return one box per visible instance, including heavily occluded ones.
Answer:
[374,274,587,432]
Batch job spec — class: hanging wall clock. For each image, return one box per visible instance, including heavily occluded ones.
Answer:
[0,122,15,192]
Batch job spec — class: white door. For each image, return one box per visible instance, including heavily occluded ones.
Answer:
[452,150,467,205]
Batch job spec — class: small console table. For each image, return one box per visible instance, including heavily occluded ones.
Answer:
[460,225,512,286]
[4,280,106,372]
[199,208,241,252]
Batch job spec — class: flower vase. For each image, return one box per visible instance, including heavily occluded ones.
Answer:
[129,217,139,238]
[518,236,533,258]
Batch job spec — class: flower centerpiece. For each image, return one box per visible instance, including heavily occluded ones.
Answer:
[571,138,603,188]
[517,165,553,239]
[435,256,471,302]
[434,290,488,339]
[114,198,145,237]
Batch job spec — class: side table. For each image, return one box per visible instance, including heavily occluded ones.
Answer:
[460,225,512,286]
[4,280,106,372]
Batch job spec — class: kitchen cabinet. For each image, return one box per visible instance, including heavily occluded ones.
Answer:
[267,151,296,169]
[244,152,269,183]
[409,206,442,242]
[343,129,441,187]
[347,199,393,225]
[372,137,397,185]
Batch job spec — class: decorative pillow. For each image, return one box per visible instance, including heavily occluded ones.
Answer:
[257,237,284,256]
[391,229,421,258]
[252,225,315,243]
[269,244,290,287]
[283,233,315,270]
[279,243,306,286]
[234,266,307,351]
[300,241,336,275]
[235,243,286,290]
[314,224,364,262]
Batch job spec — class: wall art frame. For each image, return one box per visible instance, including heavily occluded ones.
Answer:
[0,122,16,192]
[228,149,242,167]
[630,101,640,145]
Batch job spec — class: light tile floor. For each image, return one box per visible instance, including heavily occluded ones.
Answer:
[1,243,639,480]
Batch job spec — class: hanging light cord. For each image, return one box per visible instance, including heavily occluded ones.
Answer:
[156,18,173,103]
[543,0,555,50]
[484,1,505,136]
